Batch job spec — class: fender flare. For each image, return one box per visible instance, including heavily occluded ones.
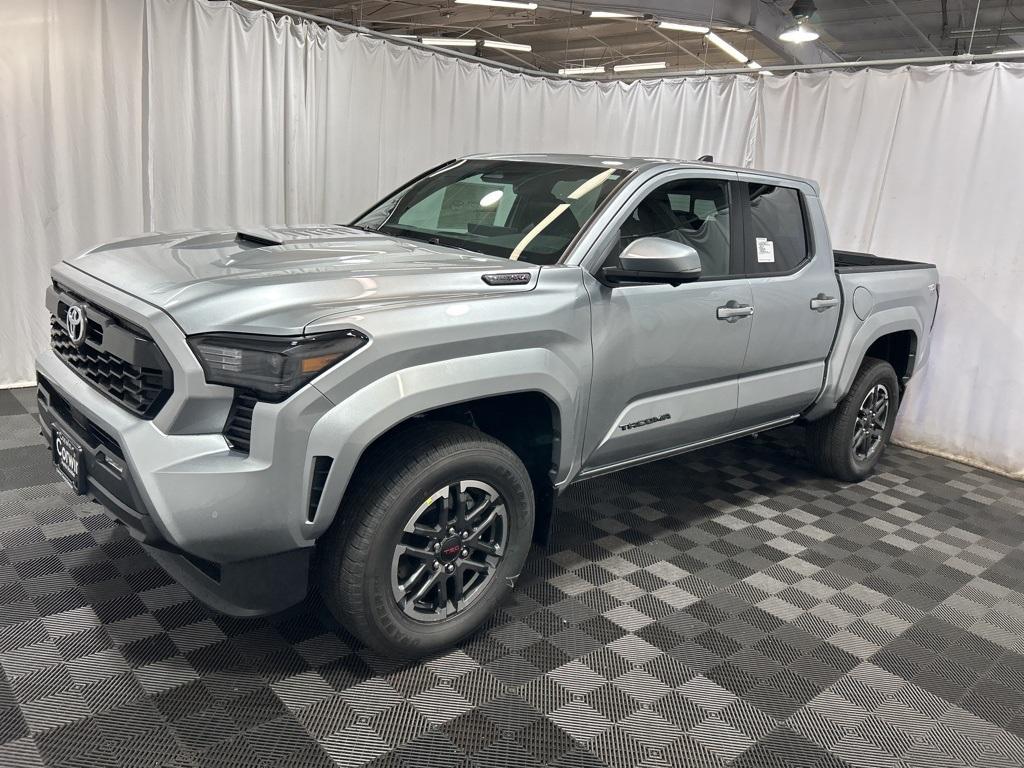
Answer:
[807,307,923,421]
[299,348,582,539]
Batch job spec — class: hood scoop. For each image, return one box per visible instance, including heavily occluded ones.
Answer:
[236,229,283,247]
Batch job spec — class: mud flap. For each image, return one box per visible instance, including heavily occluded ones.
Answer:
[531,480,557,546]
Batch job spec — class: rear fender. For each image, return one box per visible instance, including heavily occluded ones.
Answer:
[806,307,923,421]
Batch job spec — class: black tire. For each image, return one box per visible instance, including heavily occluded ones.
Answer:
[318,421,534,658]
[806,357,900,482]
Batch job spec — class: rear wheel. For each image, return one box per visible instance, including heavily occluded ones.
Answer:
[806,357,899,482]
[318,421,534,658]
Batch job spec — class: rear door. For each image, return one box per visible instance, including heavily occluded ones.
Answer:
[733,175,842,428]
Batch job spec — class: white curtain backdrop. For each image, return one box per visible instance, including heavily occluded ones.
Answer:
[3,0,1023,477]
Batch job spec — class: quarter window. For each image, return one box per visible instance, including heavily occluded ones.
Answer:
[745,184,809,274]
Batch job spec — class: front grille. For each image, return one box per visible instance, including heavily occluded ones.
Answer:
[224,390,258,453]
[49,287,173,419]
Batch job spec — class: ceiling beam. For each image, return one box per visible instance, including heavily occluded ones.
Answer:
[647,23,706,66]
[880,0,942,54]
[363,12,613,36]
[527,29,759,52]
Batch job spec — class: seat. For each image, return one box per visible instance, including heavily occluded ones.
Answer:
[516,191,577,237]
[679,213,731,278]
[609,197,681,263]
[504,190,584,264]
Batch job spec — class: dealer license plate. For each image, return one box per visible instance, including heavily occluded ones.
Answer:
[52,423,86,494]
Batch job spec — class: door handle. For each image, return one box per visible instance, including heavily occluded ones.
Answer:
[716,301,754,322]
[810,294,839,312]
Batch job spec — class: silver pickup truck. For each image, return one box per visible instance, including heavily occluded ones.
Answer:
[36,154,939,657]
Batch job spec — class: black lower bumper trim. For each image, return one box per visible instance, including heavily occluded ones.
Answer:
[144,544,311,616]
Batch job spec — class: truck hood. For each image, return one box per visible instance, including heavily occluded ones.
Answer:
[65,226,539,335]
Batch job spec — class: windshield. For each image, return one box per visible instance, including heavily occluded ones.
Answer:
[353,159,628,265]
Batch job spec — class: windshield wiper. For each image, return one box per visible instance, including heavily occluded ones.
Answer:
[378,227,455,251]
[370,225,489,257]
[421,235,482,255]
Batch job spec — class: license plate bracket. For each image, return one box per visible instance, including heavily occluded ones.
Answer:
[52,423,86,495]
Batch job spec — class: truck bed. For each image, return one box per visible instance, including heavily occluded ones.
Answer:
[834,250,936,274]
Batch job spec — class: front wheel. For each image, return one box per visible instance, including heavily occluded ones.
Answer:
[318,422,535,658]
[806,357,900,482]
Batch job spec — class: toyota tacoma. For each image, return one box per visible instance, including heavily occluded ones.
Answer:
[36,154,940,657]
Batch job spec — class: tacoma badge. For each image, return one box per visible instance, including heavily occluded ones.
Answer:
[619,413,671,431]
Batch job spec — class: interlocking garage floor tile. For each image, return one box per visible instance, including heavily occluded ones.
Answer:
[2,384,1024,767]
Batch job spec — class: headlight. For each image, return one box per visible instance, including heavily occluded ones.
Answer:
[188,330,368,401]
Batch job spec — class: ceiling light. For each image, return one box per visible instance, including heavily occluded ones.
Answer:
[746,61,762,69]
[779,24,820,43]
[590,11,640,18]
[613,61,667,72]
[455,0,537,9]
[479,190,504,207]
[705,32,748,63]
[419,37,478,47]
[482,39,532,52]
[998,48,1024,54]
[657,21,710,34]
[558,65,605,75]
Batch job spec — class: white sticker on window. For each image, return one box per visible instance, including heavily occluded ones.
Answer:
[756,237,775,263]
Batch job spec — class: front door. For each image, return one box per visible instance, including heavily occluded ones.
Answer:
[580,172,753,474]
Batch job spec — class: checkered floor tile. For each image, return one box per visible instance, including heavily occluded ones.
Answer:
[2,385,1024,767]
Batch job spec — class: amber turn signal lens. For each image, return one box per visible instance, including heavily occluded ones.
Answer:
[300,354,343,374]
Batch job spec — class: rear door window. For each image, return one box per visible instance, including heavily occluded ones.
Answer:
[743,183,809,275]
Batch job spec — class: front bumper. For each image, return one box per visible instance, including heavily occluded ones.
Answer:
[36,368,316,616]
[35,267,338,615]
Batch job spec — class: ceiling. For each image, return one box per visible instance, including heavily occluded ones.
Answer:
[261,0,1024,75]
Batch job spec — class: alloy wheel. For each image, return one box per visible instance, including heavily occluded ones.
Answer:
[390,480,508,622]
[852,383,890,461]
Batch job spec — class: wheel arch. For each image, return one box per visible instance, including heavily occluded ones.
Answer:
[302,351,580,543]
[351,392,561,544]
[863,329,918,386]
[806,308,922,421]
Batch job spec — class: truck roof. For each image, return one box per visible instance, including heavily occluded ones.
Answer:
[463,153,819,194]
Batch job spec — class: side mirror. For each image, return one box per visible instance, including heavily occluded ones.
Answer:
[601,237,702,287]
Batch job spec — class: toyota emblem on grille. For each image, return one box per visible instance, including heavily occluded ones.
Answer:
[65,304,87,347]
